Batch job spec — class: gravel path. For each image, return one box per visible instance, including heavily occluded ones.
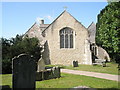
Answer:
[61,69,120,82]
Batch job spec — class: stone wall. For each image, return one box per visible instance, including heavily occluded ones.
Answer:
[96,46,110,62]
[42,11,92,65]
[23,23,46,46]
[88,22,96,44]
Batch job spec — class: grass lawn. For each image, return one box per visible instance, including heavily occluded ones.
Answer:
[1,73,119,89]
[46,62,119,75]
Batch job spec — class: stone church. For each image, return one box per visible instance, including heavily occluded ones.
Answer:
[23,10,110,65]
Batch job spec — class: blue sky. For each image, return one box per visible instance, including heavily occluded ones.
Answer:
[2,2,108,39]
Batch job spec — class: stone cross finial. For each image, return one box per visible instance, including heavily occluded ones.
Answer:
[63,6,68,10]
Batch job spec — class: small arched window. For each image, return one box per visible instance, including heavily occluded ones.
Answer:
[60,27,73,48]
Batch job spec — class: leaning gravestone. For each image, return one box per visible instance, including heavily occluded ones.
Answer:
[12,54,36,89]
[37,58,45,72]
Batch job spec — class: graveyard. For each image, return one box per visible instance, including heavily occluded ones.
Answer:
[57,62,119,75]
[1,37,119,89]
[1,71,119,89]
[1,62,119,89]
[1,1,120,89]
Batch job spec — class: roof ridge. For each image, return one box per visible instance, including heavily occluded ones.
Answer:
[66,10,87,30]
[42,10,88,34]
[42,10,66,33]
[87,22,95,29]
[23,22,37,37]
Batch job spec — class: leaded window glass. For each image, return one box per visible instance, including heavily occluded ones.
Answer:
[60,27,74,48]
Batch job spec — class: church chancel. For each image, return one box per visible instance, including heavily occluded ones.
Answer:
[23,10,110,65]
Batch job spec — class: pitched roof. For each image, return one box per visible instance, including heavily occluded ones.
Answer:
[24,10,88,38]
[88,22,96,35]
[23,22,37,37]
[87,22,96,43]
[42,10,87,34]
[40,24,49,32]
[88,22,96,30]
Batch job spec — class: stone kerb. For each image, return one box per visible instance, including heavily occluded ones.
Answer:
[36,66,61,81]
[12,54,36,89]
[93,59,106,67]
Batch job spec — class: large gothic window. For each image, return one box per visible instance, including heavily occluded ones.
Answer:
[60,27,74,48]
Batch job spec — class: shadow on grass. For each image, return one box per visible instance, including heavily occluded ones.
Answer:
[97,88,119,90]
[0,85,11,90]
[35,88,119,90]
[0,86,119,90]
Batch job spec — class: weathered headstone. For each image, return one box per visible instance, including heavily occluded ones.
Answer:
[43,70,52,80]
[36,71,42,81]
[46,69,54,79]
[12,54,36,89]
[73,61,79,67]
[102,61,106,67]
[37,58,45,72]
[56,66,61,78]
[52,67,56,78]
[52,66,61,78]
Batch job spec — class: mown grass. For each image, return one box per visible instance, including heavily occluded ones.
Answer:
[1,73,119,89]
[36,73,119,89]
[1,74,12,88]
[46,62,119,75]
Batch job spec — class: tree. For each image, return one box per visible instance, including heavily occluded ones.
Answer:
[2,35,42,73]
[96,2,120,62]
[10,36,42,60]
[2,38,11,59]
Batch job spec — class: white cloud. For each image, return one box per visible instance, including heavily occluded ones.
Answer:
[45,15,54,23]
[36,17,43,22]
[36,14,54,24]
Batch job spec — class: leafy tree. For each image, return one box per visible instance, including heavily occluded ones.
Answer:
[2,38,11,59]
[96,2,120,62]
[10,36,42,60]
[2,35,42,73]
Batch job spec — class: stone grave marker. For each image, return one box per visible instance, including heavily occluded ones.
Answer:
[43,70,52,80]
[37,58,45,72]
[52,66,61,78]
[12,54,36,89]
[56,66,61,78]
[73,61,79,67]
[52,67,56,78]
[36,71,42,81]
[102,61,106,67]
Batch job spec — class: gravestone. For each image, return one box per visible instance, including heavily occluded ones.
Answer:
[102,61,106,67]
[54,66,61,78]
[52,66,61,78]
[43,70,52,80]
[36,71,42,81]
[52,67,56,78]
[73,61,79,67]
[37,58,45,72]
[12,54,36,89]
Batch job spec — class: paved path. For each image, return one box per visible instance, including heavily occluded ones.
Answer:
[61,69,120,82]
